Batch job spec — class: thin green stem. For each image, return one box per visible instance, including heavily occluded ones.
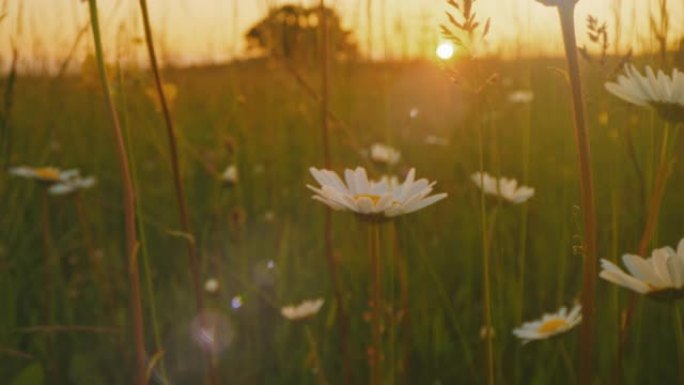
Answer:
[368,222,382,385]
[387,223,396,385]
[616,123,676,383]
[559,340,577,385]
[305,325,329,385]
[477,111,495,385]
[410,224,476,378]
[392,222,411,382]
[117,62,170,385]
[673,304,684,385]
[85,1,145,384]
[40,189,59,383]
[319,2,352,383]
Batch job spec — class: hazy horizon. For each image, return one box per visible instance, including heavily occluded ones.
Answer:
[1,0,683,73]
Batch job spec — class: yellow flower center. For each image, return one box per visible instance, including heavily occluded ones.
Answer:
[537,318,567,334]
[34,167,60,181]
[354,194,382,205]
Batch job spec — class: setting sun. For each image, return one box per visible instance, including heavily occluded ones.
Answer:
[1,0,683,384]
[436,42,455,60]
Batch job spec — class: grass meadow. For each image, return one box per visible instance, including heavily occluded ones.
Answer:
[1,2,684,385]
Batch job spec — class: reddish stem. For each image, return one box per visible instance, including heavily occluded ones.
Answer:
[557,3,599,384]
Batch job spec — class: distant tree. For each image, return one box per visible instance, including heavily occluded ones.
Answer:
[245,4,358,63]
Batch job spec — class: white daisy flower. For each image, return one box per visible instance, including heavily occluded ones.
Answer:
[370,143,401,166]
[605,64,684,123]
[513,304,582,343]
[599,238,684,301]
[471,172,534,204]
[221,165,239,185]
[48,171,96,196]
[9,166,69,183]
[307,167,447,219]
[507,90,534,104]
[281,298,325,321]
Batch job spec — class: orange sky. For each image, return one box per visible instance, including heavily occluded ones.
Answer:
[1,0,682,72]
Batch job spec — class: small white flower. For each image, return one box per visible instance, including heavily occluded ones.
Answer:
[507,90,534,104]
[204,278,219,294]
[221,165,239,185]
[409,108,420,119]
[48,172,96,196]
[307,167,447,219]
[9,166,65,183]
[513,304,582,343]
[471,172,534,204]
[605,64,684,123]
[424,135,449,146]
[370,143,401,166]
[281,298,325,321]
[599,237,684,301]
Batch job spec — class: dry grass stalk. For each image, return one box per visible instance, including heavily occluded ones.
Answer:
[85,1,146,384]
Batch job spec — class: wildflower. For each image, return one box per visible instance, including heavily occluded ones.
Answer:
[370,143,401,166]
[48,171,96,196]
[231,295,243,310]
[599,238,684,301]
[9,166,65,183]
[221,165,239,185]
[307,167,447,219]
[605,64,684,123]
[204,278,220,294]
[513,304,582,343]
[471,172,534,204]
[507,90,534,104]
[281,298,325,321]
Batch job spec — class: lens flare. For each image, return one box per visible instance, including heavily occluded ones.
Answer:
[190,310,234,355]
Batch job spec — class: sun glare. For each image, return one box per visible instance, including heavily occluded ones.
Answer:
[436,42,455,60]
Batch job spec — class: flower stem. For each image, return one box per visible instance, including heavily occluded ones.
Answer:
[136,1,218,383]
[319,2,353,383]
[614,122,676,384]
[40,189,59,382]
[137,0,204,311]
[559,340,577,385]
[85,1,145,384]
[368,222,383,385]
[673,303,684,385]
[392,222,410,382]
[556,4,598,384]
[476,115,495,385]
[305,325,329,385]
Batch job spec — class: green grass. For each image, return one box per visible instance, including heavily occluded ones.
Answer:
[0,57,683,384]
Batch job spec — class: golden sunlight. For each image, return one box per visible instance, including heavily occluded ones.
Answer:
[436,42,455,60]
